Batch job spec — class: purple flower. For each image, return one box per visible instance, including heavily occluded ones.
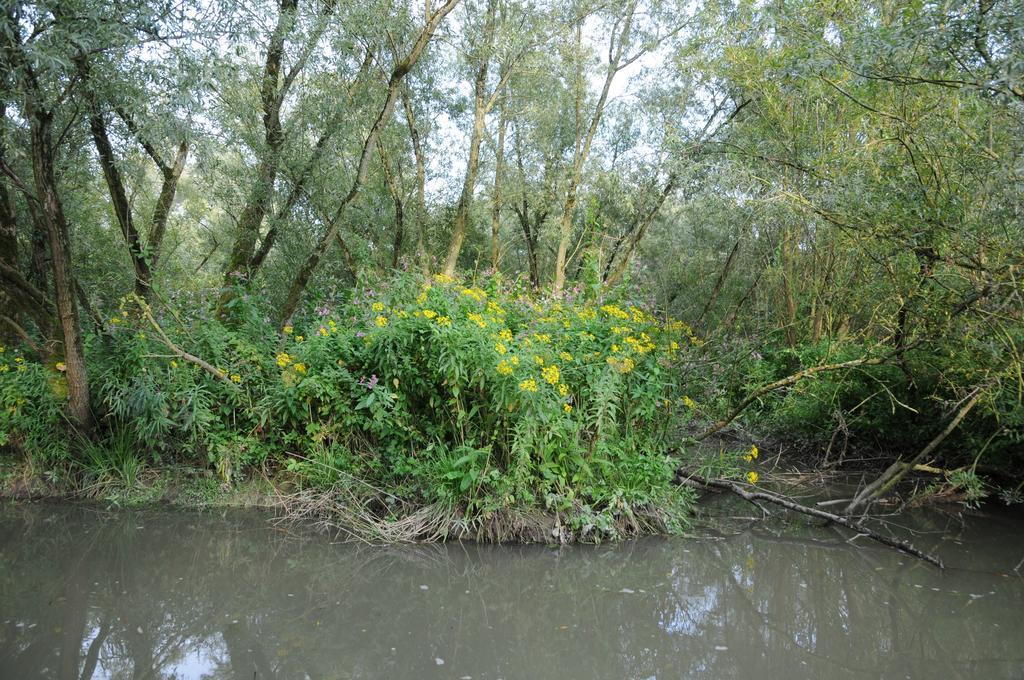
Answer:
[358,374,379,390]
[355,331,365,338]
[316,305,330,317]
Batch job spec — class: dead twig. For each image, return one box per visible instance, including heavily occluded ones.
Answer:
[677,472,943,568]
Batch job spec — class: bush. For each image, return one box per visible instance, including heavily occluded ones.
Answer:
[0,273,701,539]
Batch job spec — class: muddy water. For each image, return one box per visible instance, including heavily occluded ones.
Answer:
[0,500,1022,679]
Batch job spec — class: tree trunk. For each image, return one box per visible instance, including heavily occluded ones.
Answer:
[147,141,188,273]
[218,0,299,317]
[441,0,497,277]
[250,48,373,272]
[780,225,798,347]
[603,172,677,287]
[30,110,92,434]
[401,90,429,275]
[88,112,153,298]
[377,140,406,269]
[490,104,508,271]
[552,4,637,292]
[0,102,20,345]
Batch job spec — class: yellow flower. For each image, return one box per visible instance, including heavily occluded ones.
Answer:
[746,471,759,484]
[559,351,573,362]
[423,309,438,319]
[293,363,307,374]
[0,364,8,373]
[563,403,573,413]
[576,307,597,321]
[682,395,697,409]
[436,316,452,327]
[510,356,519,366]
[461,287,487,302]
[55,361,66,372]
[375,315,389,327]
[230,373,241,383]
[110,317,121,324]
[433,273,455,284]
[495,342,507,355]
[0,346,5,353]
[541,364,560,385]
[498,328,513,342]
[276,352,293,368]
[295,335,304,342]
[750,444,759,460]
[416,291,428,305]
[14,357,23,363]
[534,355,545,366]
[283,325,294,335]
[600,304,629,320]
[518,378,538,393]
[558,384,569,396]
[170,360,178,369]
[606,356,635,374]
[497,360,514,375]
[611,344,621,353]
[372,302,384,312]
[319,326,329,336]
[468,312,487,328]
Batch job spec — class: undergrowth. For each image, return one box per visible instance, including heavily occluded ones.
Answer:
[1,272,705,541]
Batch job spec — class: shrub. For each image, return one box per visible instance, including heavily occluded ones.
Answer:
[0,273,701,539]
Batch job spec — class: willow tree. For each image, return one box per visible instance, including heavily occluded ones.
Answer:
[439,0,544,276]
[278,0,462,322]
[0,1,197,434]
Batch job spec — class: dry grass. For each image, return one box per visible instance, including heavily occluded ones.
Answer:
[271,485,680,544]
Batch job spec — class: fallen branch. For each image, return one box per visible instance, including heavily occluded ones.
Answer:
[844,386,985,514]
[134,296,237,387]
[677,472,943,568]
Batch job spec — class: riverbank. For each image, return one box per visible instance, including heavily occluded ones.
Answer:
[0,458,696,543]
[0,460,279,509]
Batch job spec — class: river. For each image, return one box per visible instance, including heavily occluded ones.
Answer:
[1,498,1022,678]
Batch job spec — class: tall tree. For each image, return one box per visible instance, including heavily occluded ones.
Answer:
[279,0,462,321]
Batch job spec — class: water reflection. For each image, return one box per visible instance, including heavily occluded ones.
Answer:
[0,502,1022,679]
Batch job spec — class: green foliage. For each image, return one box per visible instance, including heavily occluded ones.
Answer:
[721,335,1024,473]
[81,429,144,489]
[0,347,68,466]
[0,274,698,537]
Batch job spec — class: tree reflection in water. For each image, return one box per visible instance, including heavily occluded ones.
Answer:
[0,503,1021,679]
